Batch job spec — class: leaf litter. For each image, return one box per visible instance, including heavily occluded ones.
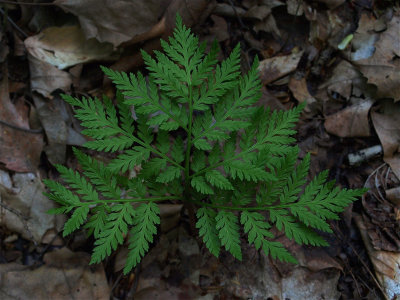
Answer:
[1,0,400,299]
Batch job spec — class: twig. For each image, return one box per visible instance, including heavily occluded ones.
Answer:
[226,0,248,30]
[0,0,54,5]
[0,119,44,134]
[0,7,28,38]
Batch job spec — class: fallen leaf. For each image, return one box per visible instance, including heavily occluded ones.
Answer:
[33,94,86,165]
[24,26,115,70]
[258,51,303,85]
[0,66,43,172]
[350,13,378,61]
[316,60,366,102]
[324,98,374,137]
[355,14,400,100]
[28,54,72,98]
[0,248,109,300]
[209,15,229,42]
[355,215,400,300]
[55,0,170,47]
[371,100,400,179]
[288,76,317,105]
[0,172,57,243]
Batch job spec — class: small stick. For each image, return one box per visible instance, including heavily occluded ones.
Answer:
[348,145,383,166]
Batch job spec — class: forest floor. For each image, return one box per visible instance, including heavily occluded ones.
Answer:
[0,0,399,299]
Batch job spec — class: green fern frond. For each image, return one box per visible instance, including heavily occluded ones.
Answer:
[216,210,242,260]
[196,207,221,257]
[240,211,297,263]
[63,205,90,237]
[73,148,121,199]
[61,94,134,152]
[84,205,108,239]
[90,203,135,264]
[191,176,214,195]
[124,202,160,274]
[44,15,366,274]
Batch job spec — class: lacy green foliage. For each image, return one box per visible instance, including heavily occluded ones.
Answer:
[44,15,367,275]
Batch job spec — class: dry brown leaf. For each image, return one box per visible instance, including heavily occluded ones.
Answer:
[209,15,229,42]
[55,0,170,47]
[371,101,400,179]
[24,26,115,70]
[0,248,109,300]
[28,54,72,98]
[0,67,43,172]
[355,14,400,101]
[355,215,400,299]
[33,94,86,165]
[324,98,374,137]
[288,76,317,105]
[0,171,57,243]
[307,7,353,47]
[316,60,366,102]
[258,51,303,85]
[350,13,378,61]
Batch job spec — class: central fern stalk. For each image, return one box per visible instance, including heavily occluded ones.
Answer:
[184,84,194,187]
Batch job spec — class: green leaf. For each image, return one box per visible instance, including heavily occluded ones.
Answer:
[140,158,167,179]
[194,139,212,151]
[156,166,181,183]
[171,137,184,163]
[108,146,151,173]
[216,210,242,260]
[196,207,221,257]
[191,176,214,195]
[240,211,297,263]
[224,160,274,182]
[74,148,121,199]
[62,94,135,152]
[63,205,90,237]
[84,205,108,239]
[205,170,234,190]
[124,202,160,274]
[191,150,206,172]
[90,203,135,264]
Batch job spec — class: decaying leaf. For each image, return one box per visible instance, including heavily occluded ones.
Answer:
[316,60,366,101]
[324,98,374,138]
[55,0,170,46]
[258,51,303,85]
[24,26,115,70]
[0,171,57,243]
[371,100,400,179]
[355,215,400,300]
[0,248,109,300]
[355,14,400,101]
[28,54,72,98]
[288,76,317,105]
[0,67,43,172]
[33,94,86,165]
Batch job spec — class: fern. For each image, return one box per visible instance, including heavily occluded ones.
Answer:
[44,14,367,275]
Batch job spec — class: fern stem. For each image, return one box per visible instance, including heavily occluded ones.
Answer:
[184,84,194,184]
[189,143,259,179]
[86,196,182,205]
[191,91,241,146]
[188,198,292,211]
[129,135,184,170]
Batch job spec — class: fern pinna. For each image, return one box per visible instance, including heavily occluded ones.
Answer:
[44,15,366,274]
